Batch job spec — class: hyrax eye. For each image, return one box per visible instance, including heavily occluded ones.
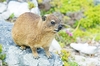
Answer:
[51,21,55,25]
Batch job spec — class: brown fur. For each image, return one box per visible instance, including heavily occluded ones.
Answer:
[11,12,62,58]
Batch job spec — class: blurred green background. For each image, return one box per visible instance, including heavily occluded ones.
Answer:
[38,0,100,46]
[38,0,100,66]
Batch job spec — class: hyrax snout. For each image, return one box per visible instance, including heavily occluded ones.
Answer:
[11,12,62,58]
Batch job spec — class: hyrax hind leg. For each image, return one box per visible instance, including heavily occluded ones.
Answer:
[13,40,26,50]
[43,46,51,58]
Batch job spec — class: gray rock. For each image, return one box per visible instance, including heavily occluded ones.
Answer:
[38,0,51,11]
[0,60,2,66]
[94,0,100,5]
[0,3,7,13]
[0,10,10,20]
[0,0,40,19]
[7,1,30,17]
[7,0,40,17]
[0,20,63,66]
[70,43,98,55]
[0,3,10,20]
[70,55,100,66]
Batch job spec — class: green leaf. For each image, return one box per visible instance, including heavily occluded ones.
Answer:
[0,44,2,53]
[9,13,15,19]
[0,54,6,60]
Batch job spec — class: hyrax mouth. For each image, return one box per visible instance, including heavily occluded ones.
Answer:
[54,29,59,32]
[54,25,63,32]
[54,29,61,32]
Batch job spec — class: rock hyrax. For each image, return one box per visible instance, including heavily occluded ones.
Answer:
[11,12,62,58]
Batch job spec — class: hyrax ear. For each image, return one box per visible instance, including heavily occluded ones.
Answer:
[42,15,46,21]
[42,14,48,21]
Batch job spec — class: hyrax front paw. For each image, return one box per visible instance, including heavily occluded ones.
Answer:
[33,53,40,59]
[46,51,52,59]
[47,54,52,58]
[44,47,52,58]
[31,47,40,59]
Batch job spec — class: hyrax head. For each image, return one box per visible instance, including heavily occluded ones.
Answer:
[42,14,63,32]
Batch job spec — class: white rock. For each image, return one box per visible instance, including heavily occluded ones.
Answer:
[32,0,38,7]
[73,55,99,66]
[7,1,40,17]
[23,54,39,66]
[80,45,97,54]
[8,1,30,17]
[7,1,21,17]
[16,3,30,17]
[0,10,10,20]
[6,46,21,66]
[49,38,61,54]
[0,60,2,66]
[0,3,7,13]
[31,7,40,16]
[70,43,88,51]
[70,43,98,54]
[31,0,40,15]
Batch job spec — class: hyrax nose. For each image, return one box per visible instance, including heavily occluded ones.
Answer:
[58,25,62,30]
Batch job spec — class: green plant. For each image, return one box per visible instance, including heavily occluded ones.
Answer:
[28,1,35,10]
[0,0,6,2]
[73,29,87,38]
[61,50,70,61]
[38,0,43,3]
[7,13,15,22]
[77,4,100,29]
[0,44,8,66]
[87,26,100,41]
[0,45,2,53]
[68,61,78,66]
[9,13,15,19]
[56,30,75,46]
[60,50,70,66]
[41,0,94,20]
[0,54,6,60]
[60,50,79,66]
[50,0,93,14]
[71,4,100,42]
[40,7,55,16]
[72,26,100,42]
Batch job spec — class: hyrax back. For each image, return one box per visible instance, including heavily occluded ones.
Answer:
[12,12,62,58]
